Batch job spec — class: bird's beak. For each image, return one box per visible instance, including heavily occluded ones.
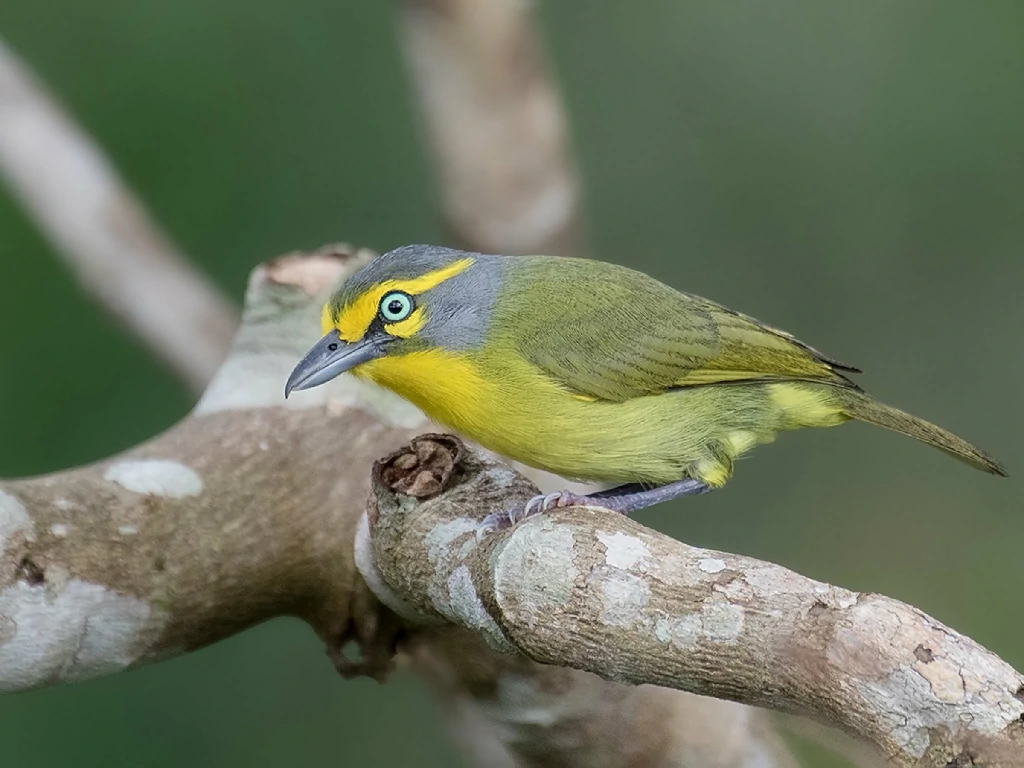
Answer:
[284,330,384,398]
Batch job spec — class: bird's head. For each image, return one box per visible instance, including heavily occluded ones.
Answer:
[285,245,501,396]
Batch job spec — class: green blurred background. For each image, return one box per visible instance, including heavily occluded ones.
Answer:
[0,2,1020,766]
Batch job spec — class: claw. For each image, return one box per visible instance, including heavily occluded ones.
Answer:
[476,510,511,540]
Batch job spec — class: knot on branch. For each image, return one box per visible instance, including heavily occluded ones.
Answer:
[377,433,464,500]
[360,435,535,650]
[337,434,479,684]
[368,434,535,541]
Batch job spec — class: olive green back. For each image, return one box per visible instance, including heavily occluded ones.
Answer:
[493,255,858,403]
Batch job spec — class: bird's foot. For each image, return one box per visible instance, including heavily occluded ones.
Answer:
[476,478,714,539]
[476,490,590,539]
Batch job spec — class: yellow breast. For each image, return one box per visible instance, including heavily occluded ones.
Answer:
[353,349,680,484]
[353,347,797,487]
[354,349,592,470]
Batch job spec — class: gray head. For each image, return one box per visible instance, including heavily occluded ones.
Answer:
[285,244,505,396]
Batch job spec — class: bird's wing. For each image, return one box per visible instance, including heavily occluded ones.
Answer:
[509,257,859,403]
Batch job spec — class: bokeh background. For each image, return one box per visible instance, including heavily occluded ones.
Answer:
[0,2,1021,766]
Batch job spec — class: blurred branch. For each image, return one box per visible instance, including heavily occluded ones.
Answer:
[411,627,800,768]
[363,438,1024,768]
[0,37,237,392]
[397,0,584,256]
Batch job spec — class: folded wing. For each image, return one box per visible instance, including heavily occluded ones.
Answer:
[508,256,860,403]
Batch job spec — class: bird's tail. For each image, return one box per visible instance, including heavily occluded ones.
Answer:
[834,389,1007,476]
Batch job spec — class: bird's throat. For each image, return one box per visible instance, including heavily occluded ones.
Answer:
[355,349,491,433]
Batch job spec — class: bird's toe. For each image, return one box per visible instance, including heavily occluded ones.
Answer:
[476,510,512,539]
[552,491,585,509]
[480,490,584,539]
[542,491,564,511]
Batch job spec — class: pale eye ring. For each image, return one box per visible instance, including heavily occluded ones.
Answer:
[379,291,414,323]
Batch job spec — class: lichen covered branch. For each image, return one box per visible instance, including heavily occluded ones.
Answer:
[0,37,237,391]
[365,437,1024,767]
[0,247,422,692]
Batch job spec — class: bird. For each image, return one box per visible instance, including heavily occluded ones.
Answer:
[285,244,1006,529]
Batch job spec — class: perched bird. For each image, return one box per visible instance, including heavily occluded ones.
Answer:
[285,245,1006,527]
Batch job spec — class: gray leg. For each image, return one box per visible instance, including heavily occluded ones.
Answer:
[477,477,713,536]
[582,478,712,513]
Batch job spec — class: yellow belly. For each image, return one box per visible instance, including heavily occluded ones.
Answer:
[355,349,846,486]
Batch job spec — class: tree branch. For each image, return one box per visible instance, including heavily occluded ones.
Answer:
[0,246,422,691]
[0,37,237,391]
[364,436,1024,767]
[397,0,584,256]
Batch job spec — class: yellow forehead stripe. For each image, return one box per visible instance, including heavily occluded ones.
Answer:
[330,257,475,342]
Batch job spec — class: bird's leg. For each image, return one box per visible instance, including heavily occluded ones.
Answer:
[548,478,713,514]
[588,482,650,499]
[477,478,712,536]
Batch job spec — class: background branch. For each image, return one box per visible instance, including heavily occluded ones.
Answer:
[412,626,801,768]
[0,37,237,392]
[398,0,584,256]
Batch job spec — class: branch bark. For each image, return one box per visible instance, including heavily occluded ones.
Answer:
[0,37,237,392]
[410,626,800,768]
[363,436,1024,768]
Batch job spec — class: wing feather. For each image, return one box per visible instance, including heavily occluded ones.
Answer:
[502,256,859,402]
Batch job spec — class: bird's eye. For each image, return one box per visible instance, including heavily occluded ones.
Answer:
[379,291,414,323]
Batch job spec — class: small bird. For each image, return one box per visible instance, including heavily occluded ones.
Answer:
[286,245,1006,528]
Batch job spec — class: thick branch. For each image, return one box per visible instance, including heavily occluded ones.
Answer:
[0,37,237,391]
[0,246,423,691]
[365,438,1024,767]
[397,0,584,256]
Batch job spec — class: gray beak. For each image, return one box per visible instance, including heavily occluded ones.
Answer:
[284,330,385,398]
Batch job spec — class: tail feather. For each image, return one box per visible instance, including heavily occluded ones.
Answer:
[835,390,1007,476]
